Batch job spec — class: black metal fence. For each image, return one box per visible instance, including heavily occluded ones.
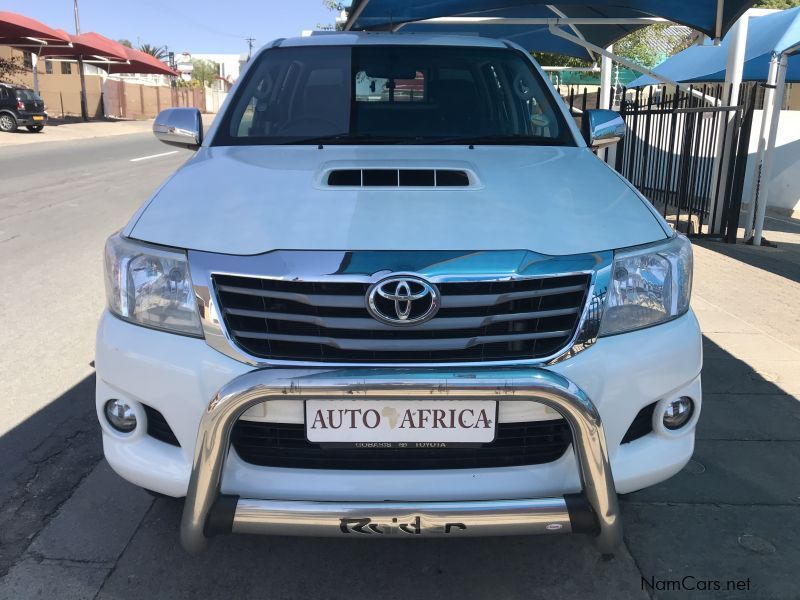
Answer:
[557,83,757,241]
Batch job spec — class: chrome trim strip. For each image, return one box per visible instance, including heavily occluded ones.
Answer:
[439,285,587,308]
[223,306,580,331]
[215,284,366,308]
[232,498,571,537]
[179,367,622,553]
[229,328,573,350]
[189,250,612,368]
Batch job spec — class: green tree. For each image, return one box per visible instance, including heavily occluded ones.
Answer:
[319,0,345,31]
[614,24,695,68]
[755,0,800,8]
[191,58,219,87]
[531,52,591,68]
[138,43,167,60]
[0,55,27,83]
[118,39,133,48]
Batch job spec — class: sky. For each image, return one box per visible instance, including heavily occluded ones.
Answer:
[3,0,338,55]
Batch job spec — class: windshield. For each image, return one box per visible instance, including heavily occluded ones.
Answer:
[214,44,575,146]
[16,89,37,101]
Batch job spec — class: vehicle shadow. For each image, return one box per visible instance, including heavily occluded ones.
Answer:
[0,374,102,577]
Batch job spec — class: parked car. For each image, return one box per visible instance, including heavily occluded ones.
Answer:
[97,33,701,554]
[0,83,47,132]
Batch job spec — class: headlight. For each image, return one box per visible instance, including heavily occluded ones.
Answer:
[599,234,692,336]
[104,234,203,337]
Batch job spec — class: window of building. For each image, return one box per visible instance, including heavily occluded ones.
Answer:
[45,60,53,75]
[23,51,33,69]
[61,62,72,75]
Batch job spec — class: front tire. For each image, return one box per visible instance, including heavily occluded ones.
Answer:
[26,124,44,133]
[0,113,18,133]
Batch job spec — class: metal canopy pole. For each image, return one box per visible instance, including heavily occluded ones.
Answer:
[753,53,789,246]
[709,13,749,236]
[74,0,89,121]
[743,55,779,240]
[344,0,373,31]
[599,45,613,162]
[416,16,664,26]
[545,5,596,61]
[715,0,726,41]
[31,52,40,96]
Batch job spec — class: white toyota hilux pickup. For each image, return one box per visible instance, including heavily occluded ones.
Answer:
[97,33,701,553]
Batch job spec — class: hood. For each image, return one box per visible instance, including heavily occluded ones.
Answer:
[128,145,668,256]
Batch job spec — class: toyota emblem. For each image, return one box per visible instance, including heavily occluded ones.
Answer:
[366,276,440,326]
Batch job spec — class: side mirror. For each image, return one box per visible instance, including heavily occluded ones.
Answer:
[581,109,625,149]
[153,107,202,149]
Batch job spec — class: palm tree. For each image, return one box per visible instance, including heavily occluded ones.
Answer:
[138,43,167,60]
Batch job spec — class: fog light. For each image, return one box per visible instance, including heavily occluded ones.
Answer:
[104,399,137,432]
[663,397,693,430]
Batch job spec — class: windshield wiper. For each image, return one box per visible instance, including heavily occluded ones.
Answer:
[277,133,564,146]
[419,134,563,146]
[279,134,411,145]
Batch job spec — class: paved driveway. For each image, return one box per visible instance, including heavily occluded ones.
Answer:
[1,134,798,599]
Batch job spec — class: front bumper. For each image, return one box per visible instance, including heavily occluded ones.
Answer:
[96,309,702,552]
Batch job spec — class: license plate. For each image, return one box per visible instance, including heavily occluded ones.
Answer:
[32,116,44,121]
[305,400,497,446]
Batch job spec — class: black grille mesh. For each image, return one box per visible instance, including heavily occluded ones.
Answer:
[231,419,572,470]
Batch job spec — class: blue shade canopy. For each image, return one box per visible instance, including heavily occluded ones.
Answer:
[345,1,757,47]
[388,5,662,60]
[629,7,800,86]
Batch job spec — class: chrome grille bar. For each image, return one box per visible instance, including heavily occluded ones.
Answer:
[439,284,587,308]
[229,329,574,351]
[223,306,580,331]
[215,285,366,308]
[216,283,587,309]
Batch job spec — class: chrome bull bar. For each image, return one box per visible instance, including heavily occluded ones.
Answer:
[180,368,622,554]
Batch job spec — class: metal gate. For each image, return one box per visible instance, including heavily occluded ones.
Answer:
[614,84,756,240]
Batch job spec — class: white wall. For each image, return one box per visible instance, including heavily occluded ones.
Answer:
[205,89,228,113]
[742,110,800,215]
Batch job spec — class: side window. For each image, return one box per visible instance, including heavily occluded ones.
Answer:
[0,88,7,101]
[45,60,53,75]
[61,62,72,75]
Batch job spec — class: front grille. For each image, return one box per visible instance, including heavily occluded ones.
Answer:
[213,273,590,363]
[232,419,572,469]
